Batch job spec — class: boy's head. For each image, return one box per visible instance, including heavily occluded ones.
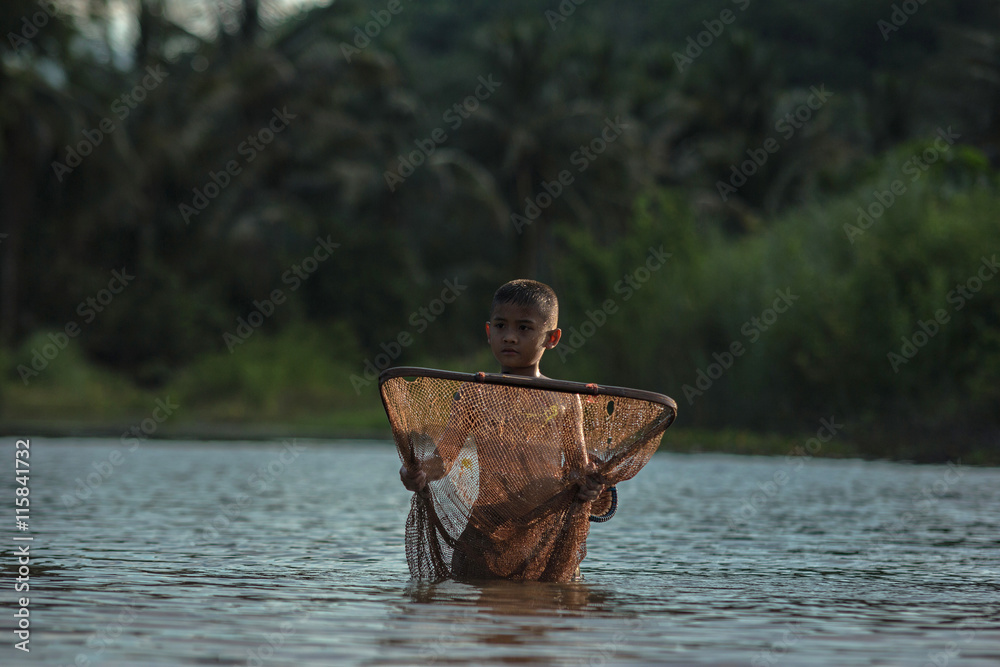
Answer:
[486,280,561,377]
[490,279,559,329]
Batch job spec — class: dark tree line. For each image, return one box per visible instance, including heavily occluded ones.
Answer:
[1,0,998,454]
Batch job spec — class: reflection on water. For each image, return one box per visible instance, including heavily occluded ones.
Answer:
[387,580,628,663]
[0,438,998,666]
[405,578,617,613]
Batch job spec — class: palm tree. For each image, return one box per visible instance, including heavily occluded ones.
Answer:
[422,20,645,278]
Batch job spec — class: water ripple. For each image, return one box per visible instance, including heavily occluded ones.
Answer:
[0,439,997,666]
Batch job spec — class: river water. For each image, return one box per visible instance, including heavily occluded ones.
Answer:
[1,437,998,666]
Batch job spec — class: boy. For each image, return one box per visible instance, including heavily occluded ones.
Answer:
[399,279,605,580]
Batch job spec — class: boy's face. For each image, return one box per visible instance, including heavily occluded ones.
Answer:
[486,302,561,377]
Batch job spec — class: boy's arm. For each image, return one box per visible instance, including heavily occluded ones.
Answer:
[562,394,604,501]
[400,385,474,493]
[562,393,589,469]
[419,419,467,482]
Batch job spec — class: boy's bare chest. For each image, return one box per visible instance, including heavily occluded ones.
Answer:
[469,390,564,434]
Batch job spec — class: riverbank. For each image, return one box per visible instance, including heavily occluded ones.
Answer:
[2,342,996,465]
[2,415,996,466]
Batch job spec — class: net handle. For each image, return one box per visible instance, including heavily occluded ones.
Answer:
[589,486,618,523]
[378,366,678,422]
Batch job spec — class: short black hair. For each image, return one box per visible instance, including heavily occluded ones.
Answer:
[491,279,559,328]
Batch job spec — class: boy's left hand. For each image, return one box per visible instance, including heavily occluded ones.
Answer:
[399,464,430,498]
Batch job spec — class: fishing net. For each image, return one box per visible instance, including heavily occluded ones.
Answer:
[380,367,677,583]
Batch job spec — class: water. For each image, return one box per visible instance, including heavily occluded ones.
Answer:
[1,437,998,666]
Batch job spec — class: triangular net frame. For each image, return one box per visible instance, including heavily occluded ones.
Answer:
[380,367,677,583]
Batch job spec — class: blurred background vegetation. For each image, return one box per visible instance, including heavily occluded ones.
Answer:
[1,0,998,463]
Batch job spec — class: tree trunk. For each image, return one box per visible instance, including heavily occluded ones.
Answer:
[242,0,260,44]
[0,113,36,346]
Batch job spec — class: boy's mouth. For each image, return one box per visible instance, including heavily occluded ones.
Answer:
[500,348,518,355]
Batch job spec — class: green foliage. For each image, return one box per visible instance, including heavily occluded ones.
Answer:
[1,322,379,429]
[3,331,149,419]
[169,321,365,421]
[1,0,998,460]
[552,146,999,458]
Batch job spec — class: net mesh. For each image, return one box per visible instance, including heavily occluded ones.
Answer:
[380,368,677,583]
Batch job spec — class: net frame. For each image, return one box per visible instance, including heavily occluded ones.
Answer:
[380,366,678,582]
[380,367,677,424]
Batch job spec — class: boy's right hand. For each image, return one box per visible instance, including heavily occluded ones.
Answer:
[576,473,605,502]
[399,464,429,497]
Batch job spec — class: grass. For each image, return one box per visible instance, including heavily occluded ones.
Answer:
[2,296,997,465]
[3,339,996,465]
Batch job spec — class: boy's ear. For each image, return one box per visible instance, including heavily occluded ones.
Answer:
[544,328,562,349]
[485,322,491,341]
